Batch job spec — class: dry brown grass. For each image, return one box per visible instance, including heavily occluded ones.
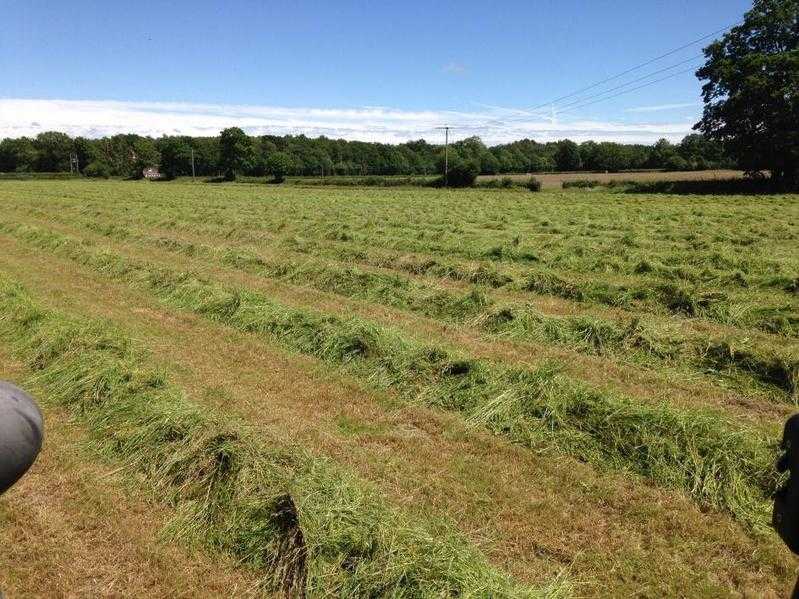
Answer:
[476,169,746,189]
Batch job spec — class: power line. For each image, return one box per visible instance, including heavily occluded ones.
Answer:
[496,54,703,126]
[556,65,701,115]
[468,63,701,137]
[550,55,702,112]
[522,22,737,113]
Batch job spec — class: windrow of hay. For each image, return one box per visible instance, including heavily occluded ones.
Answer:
[4,218,796,398]
[214,243,799,398]
[2,223,784,531]
[521,270,799,337]
[0,276,555,598]
[8,196,797,324]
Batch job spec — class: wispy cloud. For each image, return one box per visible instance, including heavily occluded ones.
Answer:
[0,98,696,144]
[626,102,700,113]
[442,62,468,75]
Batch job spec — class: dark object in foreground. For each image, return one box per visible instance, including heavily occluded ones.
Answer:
[0,381,44,495]
[773,414,799,598]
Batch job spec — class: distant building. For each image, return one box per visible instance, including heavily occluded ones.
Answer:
[142,167,161,180]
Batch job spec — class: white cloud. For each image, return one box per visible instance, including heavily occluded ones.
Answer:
[625,102,700,113]
[0,98,696,144]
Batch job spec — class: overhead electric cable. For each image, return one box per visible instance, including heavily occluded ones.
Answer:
[521,22,737,113]
[556,64,702,115]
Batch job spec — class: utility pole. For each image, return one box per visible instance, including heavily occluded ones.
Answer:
[191,148,196,181]
[435,126,451,186]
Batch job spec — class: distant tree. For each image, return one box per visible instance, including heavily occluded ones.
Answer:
[130,138,161,178]
[157,136,193,179]
[0,137,37,172]
[444,156,480,187]
[480,151,500,174]
[695,0,798,185]
[579,141,599,171]
[265,151,293,183]
[251,137,278,175]
[626,144,652,170]
[218,127,255,180]
[678,134,726,169]
[0,126,735,179]
[191,137,220,176]
[648,138,677,169]
[93,134,154,177]
[72,137,97,174]
[493,149,517,173]
[664,154,689,172]
[84,161,111,178]
[34,131,73,172]
[555,140,582,171]
[452,136,497,174]
[530,154,555,172]
[593,143,629,172]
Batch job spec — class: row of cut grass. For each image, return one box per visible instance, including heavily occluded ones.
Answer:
[84,203,799,305]
[7,192,798,307]
[11,215,796,398]
[160,234,799,398]
[9,193,798,341]
[518,269,798,337]
[0,275,554,598]
[2,222,783,531]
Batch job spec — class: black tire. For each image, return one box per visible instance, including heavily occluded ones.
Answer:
[0,381,44,495]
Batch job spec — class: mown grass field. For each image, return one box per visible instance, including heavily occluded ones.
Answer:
[0,179,797,597]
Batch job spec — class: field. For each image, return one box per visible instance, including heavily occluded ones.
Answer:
[476,169,746,189]
[0,179,797,597]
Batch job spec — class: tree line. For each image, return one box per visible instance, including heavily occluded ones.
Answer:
[0,129,731,180]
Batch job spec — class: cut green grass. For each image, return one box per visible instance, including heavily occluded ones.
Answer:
[3,222,784,531]
[6,216,797,399]
[0,275,559,598]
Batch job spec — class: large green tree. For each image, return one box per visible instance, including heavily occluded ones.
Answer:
[218,127,255,180]
[694,0,798,185]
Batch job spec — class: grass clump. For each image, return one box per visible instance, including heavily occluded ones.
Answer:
[703,340,798,396]
[518,267,797,337]
[0,277,552,598]
[562,180,601,189]
[475,176,517,189]
[525,177,542,192]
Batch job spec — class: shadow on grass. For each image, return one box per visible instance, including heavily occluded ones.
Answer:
[623,178,796,195]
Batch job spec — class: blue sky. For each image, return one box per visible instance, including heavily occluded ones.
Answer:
[0,0,752,144]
